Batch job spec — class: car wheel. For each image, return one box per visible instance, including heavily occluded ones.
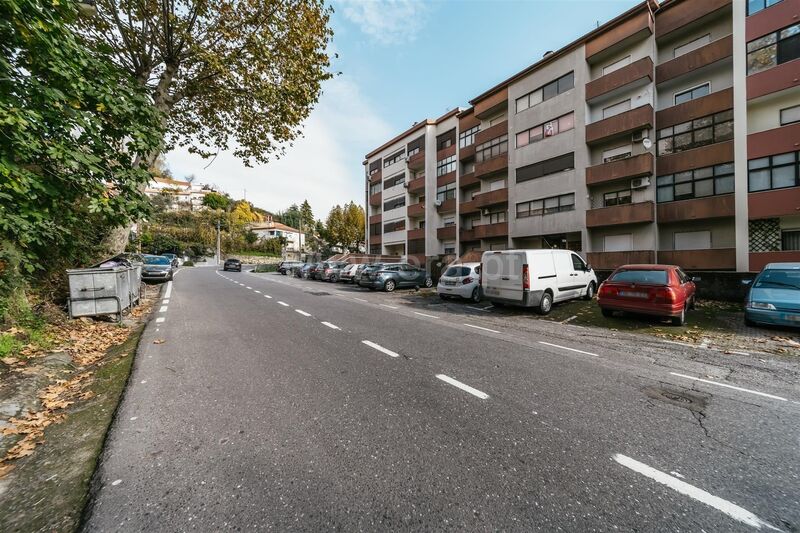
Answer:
[601,307,614,318]
[583,282,596,301]
[331,275,338,283]
[470,287,481,303]
[536,292,553,315]
[671,305,687,326]
[385,279,396,292]
[424,277,433,288]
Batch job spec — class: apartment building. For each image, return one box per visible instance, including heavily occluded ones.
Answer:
[363,0,800,272]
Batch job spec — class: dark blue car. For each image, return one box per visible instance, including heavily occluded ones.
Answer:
[744,263,800,328]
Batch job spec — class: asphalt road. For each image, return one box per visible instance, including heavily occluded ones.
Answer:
[82,266,800,532]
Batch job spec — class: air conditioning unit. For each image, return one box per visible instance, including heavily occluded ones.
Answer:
[434,199,443,207]
[632,129,648,142]
[630,177,651,189]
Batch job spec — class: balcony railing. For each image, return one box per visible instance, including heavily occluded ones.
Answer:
[368,213,382,224]
[459,172,479,189]
[407,176,425,194]
[586,152,653,187]
[657,194,735,223]
[460,199,479,215]
[407,151,425,170]
[586,201,654,227]
[473,188,508,208]
[474,155,508,179]
[437,225,456,240]
[407,202,425,218]
[586,250,655,270]
[407,228,425,240]
[436,197,456,213]
[585,105,653,145]
[586,57,653,102]
[368,192,382,206]
[656,35,732,84]
[460,222,508,240]
[748,187,800,219]
[658,248,736,270]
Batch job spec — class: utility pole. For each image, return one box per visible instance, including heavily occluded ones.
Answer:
[216,219,221,265]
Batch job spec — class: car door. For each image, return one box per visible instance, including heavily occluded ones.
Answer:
[397,264,415,287]
[675,268,694,304]
[570,253,591,296]
[553,252,579,301]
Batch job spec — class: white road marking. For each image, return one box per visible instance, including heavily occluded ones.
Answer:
[663,339,696,349]
[362,340,399,358]
[464,323,500,333]
[380,304,398,309]
[414,311,439,319]
[163,299,170,304]
[728,350,750,356]
[164,281,172,299]
[159,306,168,313]
[130,416,138,421]
[353,297,368,302]
[264,295,272,299]
[321,322,341,330]
[156,317,165,323]
[246,286,252,290]
[539,341,598,357]
[278,301,289,307]
[436,374,489,400]
[295,309,311,317]
[613,454,781,531]
[669,372,787,402]
[254,290,261,294]
[670,471,685,479]
[466,306,490,312]
[111,479,122,486]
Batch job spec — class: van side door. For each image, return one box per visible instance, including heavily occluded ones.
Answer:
[553,252,579,301]
[571,253,592,296]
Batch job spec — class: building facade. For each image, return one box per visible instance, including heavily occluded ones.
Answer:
[364,0,800,272]
[145,177,214,211]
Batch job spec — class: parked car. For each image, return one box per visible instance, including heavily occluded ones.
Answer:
[354,263,378,285]
[161,253,180,267]
[223,258,242,272]
[278,260,304,275]
[357,263,388,288]
[142,254,175,282]
[597,264,696,326]
[308,262,325,280]
[360,263,433,292]
[744,262,800,328]
[438,263,482,302]
[480,249,597,315]
[339,263,361,283]
[296,263,313,278]
[320,261,349,282]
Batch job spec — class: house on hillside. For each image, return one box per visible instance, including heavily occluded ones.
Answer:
[249,216,305,252]
[145,177,214,211]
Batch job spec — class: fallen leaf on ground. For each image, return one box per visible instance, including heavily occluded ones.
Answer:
[153,339,166,344]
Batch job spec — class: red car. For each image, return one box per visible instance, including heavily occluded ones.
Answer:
[597,264,696,326]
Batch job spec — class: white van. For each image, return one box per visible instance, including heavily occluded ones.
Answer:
[480,249,597,314]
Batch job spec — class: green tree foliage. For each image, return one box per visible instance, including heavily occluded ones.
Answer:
[300,200,315,229]
[79,0,335,166]
[201,191,231,211]
[0,0,163,279]
[324,202,365,251]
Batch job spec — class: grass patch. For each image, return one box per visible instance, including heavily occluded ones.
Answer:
[253,264,278,273]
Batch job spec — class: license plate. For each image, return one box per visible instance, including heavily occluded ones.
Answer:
[444,281,456,286]
[619,291,647,298]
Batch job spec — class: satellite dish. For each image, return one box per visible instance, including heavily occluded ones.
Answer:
[642,137,653,150]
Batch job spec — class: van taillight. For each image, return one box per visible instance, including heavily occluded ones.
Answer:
[522,264,530,290]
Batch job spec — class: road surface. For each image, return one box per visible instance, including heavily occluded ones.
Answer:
[82,266,800,531]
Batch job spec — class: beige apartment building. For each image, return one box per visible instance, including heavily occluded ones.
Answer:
[364,0,800,272]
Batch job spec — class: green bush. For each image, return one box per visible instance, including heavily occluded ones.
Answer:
[183,260,195,267]
[253,264,277,273]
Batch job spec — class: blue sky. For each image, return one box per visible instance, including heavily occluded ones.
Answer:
[166,0,640,221]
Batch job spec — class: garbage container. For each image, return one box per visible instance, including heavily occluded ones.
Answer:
[127,262,143,306]
[67,266,132,321]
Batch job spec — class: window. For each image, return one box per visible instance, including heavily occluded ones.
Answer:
[604,234,632,252]
[369,159,381,175]
[443,242,456,254]
[407,147,420,157]
[383,150,405,167]
[674,230,711,250]
[383,196,406,211]
[369,222,381,236]
[516,152,574,183]
[516,193,575,218]
[489,178,506,191]
[674,83,710,105]
[748,0,784,16]
[516,112,574,148]
[515,71,574,113]
[459,125,480,148]
[780,105,800,126]
[609,269,668,284]
[437,155,456,176]
[571,254,587,271]
[463,216,480,229]
[783,229,800,250]
[489,113,506,126]
[383,172,405,189]
[748,151,800,191]
[437,130,455,150]
[475,135,508,162]
[462,160,475,174]
[602,56,630,76]
[369,244,381,255]
[436,182,456,202]
[407,135,424,157]
[369,182,381,196]
[657,163,734,202]
[657,110,733,155]
[487,210,506,224]
[604,189,632,207]
[383,220,405,233]
[602,99,631,119]
[674,34,710,58]
[439,138,452,149]
[602,145,632,163]
[442,216,455,227]
[747,22,800,74]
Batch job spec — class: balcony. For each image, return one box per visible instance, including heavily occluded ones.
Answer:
[748,59,800,101]
[656,35,732,85]
[749,187,800,219]
[474,88,508,119]
[656,88,731,128]
[460,172,479,189]
[474,121,507,146]
[750,251,800,272]
[437,225,457,240]
[407,151,425,171]
[369,169,382,184]
[437,144,456,160]
[585,104,653,145]
[369,233,382,244]
[473,188,508,209]
[437,171,456,188]
[657,140,733,175]
[474,155,508,179]
[368,192,381,207]
[407,228,425,240]
[586,152,653,187]
[460,222,508,241]
[657,194,735,223]
[368,213,382,224]
[586,201,654,227]
[585,9,653,61]
[658,248,736,270]
[586,57,653,103]
[459,144,475,161]
[587,250,655,270]
[436,197,456,214]
[748,123,800,159]
[407,176,425,194]
[407,202,425,218]
[460,199,479,215]
[655,0,730,39]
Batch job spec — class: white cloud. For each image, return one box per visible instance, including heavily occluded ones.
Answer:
[338,0,430,45]
[164,76,393,220]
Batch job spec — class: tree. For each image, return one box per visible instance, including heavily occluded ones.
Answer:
[300,200,315,230]
[325,205,345,247]
[0,0,163,278]
[202,191,231,211]
[79,0,334,166]
[324,203,365,251]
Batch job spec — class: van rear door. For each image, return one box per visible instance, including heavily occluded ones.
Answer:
[482,251,526,302]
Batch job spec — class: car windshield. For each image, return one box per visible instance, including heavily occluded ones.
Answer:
[754,269,800,291]
[145,256,170,265]
[609,269,668,285]
[444,266,471,277]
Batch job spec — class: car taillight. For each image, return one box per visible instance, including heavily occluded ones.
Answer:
[654,287,676,304]
[598,283,615,298]
[462,277,473,285]
[522,264,529,290]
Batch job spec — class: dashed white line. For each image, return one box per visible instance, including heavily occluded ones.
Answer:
[539,341,598,357]
[380,304,399,309]
[264,295,272,299]
[361,340,399,358]
[669,372,787,402]
[277,301,289,307]
[254,290,261,294]
[246,286,252,290]
[414,311,439,319]
[155,317,165,323]
[321,322,340,330]
[295,309,311,317]
[463,323,500,333]
[613,454,781,531]
[159,306,168,313]
[162,299,170,304]
[164,281,172,299]
[436,374,489,400]
[352,297,368,302]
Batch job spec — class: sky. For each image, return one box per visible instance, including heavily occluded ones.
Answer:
[165,0,640,221]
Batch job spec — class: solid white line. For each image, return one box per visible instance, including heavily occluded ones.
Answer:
[361,340,399,358]
[436,374,489,400]
[295,309,311,317]
[613,454,781,531]
[670,372,787,401]
[278,301,289,307]
[380,304,399,309]
[353,297,368,302]
[321,322,340,330]
[155,317,165,323]
[164,281,172,299]
[414,311,439,319]
[539,341,598,357]
[264,295,272,299]
[254,290,261,294]
[159,306,168,313]
[463,323,500,333]
[728,350,750,356]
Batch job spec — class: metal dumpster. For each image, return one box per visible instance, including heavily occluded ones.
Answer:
[128,262,143,306]
[67,266,133,321]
